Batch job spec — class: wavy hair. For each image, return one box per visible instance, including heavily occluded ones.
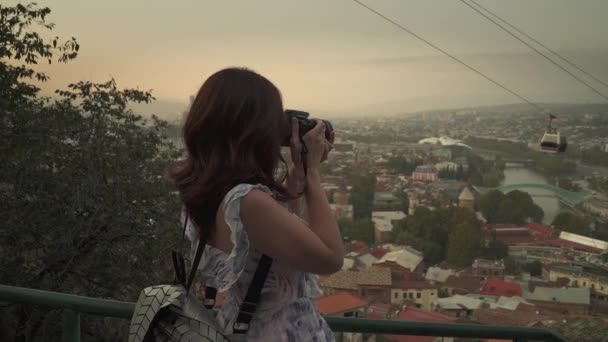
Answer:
[169,67,291,238]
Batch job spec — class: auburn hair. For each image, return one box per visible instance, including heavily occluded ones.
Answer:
[169,67,291,239]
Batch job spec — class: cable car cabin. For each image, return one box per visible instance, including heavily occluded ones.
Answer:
[540,127,567,153]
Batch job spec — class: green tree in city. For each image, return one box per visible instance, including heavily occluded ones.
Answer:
[476,190,505,223]
[523,261,543,277]
[482,240,509,260]
[552,212,592,236]
[494,155,506,172]
[349,173,377,220]
[476,190,544,224]
[446,222,483,267]
[353,219,375,244]
[393,188,409,214]
[0,3,181,340]
[504,256,520,274]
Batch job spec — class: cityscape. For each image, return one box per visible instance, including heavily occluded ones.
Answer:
[179,103,608,342]
[3,1,608,342]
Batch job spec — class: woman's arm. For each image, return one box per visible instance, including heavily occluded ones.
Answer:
[241,187,343,275]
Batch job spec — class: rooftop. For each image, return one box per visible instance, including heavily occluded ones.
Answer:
[481,279,522,297]
[443,275,483,293]
[525,286,590,305]
[436,294,483,311]
[376,247,424,272]
[315,292,368,315]
[320,266,392,290]
[425,266,455,283]
[458,186,475,201]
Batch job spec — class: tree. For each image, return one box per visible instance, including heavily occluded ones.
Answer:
[393,188,409,214]
[349,173,376,220]
[477,190,544,224]
[494,156,506,172]
[476,190,505,223]
[350,220,375,245]
[482,240,509,260]
[1,4,181,340]
[446,222,483,267]
[524,261,543,277]
[552,212,592,236]
[504,256,519,274]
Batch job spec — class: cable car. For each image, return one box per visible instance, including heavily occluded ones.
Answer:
[540,114,567,154]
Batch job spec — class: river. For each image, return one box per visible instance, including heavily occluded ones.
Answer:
[501,167,561,224]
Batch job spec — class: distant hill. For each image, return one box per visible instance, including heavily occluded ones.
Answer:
[398,102,608,118]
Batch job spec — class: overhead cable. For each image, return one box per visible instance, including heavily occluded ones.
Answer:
[460,0,608,101]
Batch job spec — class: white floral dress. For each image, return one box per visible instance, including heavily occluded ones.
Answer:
[185,183,335,341]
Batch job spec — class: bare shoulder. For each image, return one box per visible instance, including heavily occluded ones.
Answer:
[240,188,275,211]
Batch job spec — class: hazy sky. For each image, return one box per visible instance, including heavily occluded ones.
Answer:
[23,0,608,119]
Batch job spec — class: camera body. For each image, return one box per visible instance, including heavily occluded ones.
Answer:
[283,109,333,146]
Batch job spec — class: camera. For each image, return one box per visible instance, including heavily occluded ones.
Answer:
[282,109,333,146]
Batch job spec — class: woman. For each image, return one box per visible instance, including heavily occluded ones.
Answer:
[170,67,344,341]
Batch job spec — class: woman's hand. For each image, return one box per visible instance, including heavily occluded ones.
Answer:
[302,119,332,171]
[289,118,306,177]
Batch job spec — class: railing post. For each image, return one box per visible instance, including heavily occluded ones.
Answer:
[62,309,80,342]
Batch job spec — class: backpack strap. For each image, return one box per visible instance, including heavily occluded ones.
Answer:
[232,254,273,334]
[182,210,274,335]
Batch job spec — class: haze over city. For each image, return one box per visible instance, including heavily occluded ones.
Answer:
[25,0,608,119]
[3,1,608,341]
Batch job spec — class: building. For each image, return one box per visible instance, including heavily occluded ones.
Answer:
[480,279,522,297]
[315,291,368,317]
[412,165,438,182]
[319,266,392,301]
[372,211,407,244]
[374,191,400,210]
[330,204,354,220]
[315,292,369,342]
[442,275,484,296]
[472,259,505,278]
[435,294,483,318]
[425,266,455,284]
[376,247,424,273]
[509,245,575,264]
[333,184,350,205]
[582,198,608,220]
[524,286,590,315]
[390,280,439,311]
[458,187,475,211]
[408,195,419,216]
[548,263,608,303]
[435,161,460,171]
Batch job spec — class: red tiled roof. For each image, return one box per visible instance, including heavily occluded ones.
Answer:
[481,279,522,297]
[315,292,368,315]
[525,222,558,238]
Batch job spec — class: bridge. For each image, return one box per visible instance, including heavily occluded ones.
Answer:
[473,183,593,205]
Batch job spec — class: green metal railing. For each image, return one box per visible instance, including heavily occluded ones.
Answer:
[0,285,566,342]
